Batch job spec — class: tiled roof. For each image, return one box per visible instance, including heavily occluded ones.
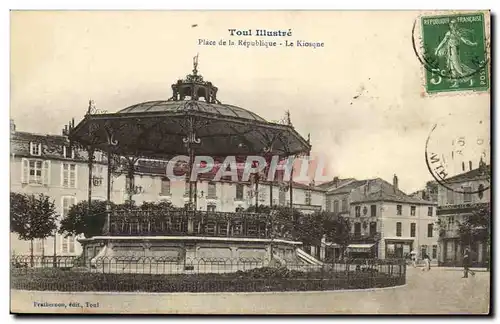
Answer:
[350,178,436,205]
[11,131,90,161]
[444,165,490,183]
[317,178,356,190]
[326,179,368,194]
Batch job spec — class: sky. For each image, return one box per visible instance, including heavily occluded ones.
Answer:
[10,11,490,194]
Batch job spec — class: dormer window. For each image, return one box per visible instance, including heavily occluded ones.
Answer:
[63,145,75,159]
[94,151,103,162]
[29,142,42,156]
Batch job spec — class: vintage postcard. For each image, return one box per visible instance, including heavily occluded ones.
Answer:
[10,10,491,315]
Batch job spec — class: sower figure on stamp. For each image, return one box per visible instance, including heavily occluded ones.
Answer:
[462,247,476,278]
[434,19,478,80]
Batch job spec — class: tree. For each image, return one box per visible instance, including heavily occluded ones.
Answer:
[59,200,182,238]
[59,200,109,238]
[294,211,329,246]
[10,193,58,265]
[325,215,351,258]
[457,203,491,263]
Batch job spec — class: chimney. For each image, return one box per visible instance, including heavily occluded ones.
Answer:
[393,174,399,192]
[333,176,339,187]
[10,119,16,134]
[469,161,472,171]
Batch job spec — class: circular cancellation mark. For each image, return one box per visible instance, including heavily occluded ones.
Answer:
[424,118,490,194]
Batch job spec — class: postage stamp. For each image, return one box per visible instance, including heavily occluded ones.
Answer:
[416,12,490,94]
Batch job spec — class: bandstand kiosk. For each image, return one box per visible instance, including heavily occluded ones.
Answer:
[68,58,312,273]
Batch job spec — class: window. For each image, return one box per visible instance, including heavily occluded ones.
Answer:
[92,164,104,187]
[62,235,76,254]
[62,196,77,218]
[94,151,103,162]
[432,245,438,259]
[207,182,217,198]
[341,198,348,212]
[62,163,77,188]
[447,189,454,204]
[333,200,339,213]
[396,205,402,215]
[22,159,50,185]
[63,146,75,159]
[305,191,312,205]
[463,187,472,203]
[235,184,244,200]
[325,196,332,212]
[427,224,434,237]
[61,196,77,254]
[355,206,361,217]
[447,216,455,230]
[354,223,361,236]
[160,178,171,196]
[279,189,286,206]
[428,207,433,216]
[421,245,427,258]
[207,204,216,212]
[29,142,41,156]
[34,239,44,254]
[370,205,376,217]
[410,223,416,237]
[410,206,416,216]
[369,222,377,236]
[396,222,402,237]
[28,160,43,184]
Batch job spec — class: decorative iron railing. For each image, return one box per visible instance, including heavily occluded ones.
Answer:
[11,255,407,293]
[108,209,283,238]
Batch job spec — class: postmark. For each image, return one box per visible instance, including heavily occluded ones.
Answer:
[425,115,490,194]
[412,11,490,94]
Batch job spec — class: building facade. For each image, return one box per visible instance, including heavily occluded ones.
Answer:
[324,175,438,261]
[436,163,491,267]
[10,123,325,257]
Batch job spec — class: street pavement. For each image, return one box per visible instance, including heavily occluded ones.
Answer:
[11,267,490,314]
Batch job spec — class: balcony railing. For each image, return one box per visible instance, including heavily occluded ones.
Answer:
[108,209,282,239]
[350,232,381,243]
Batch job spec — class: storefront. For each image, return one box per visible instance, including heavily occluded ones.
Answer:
[346,243,377,259]
[385,239,413,259]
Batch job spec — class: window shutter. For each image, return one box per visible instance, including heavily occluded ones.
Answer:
[29,142,33,155]
[74,165,78,188]
[38,143,42,156]
[42,160,51,185]
[21,158,29,183]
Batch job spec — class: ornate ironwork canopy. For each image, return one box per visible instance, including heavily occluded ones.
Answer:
[69,60,311,158]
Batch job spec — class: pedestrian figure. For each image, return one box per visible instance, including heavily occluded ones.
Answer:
[421,253,431,271]
[462,248,476,278]
[410,250,417,268]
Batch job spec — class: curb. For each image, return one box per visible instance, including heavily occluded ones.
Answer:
[11,284,407,296]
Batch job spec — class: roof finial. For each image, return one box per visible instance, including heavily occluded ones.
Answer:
[307,133,311,144]
[193,53,199,75]
[286,110,292,126]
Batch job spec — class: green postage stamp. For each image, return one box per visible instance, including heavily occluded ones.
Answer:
[420,12,489,94]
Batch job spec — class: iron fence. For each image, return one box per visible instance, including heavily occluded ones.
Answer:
[11,255,406,292]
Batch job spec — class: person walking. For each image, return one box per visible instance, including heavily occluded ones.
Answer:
[410,250,417,268]
[422,252,431,271]
[462,248,476,278]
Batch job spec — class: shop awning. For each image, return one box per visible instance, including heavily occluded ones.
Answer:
[347,243,375,253]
